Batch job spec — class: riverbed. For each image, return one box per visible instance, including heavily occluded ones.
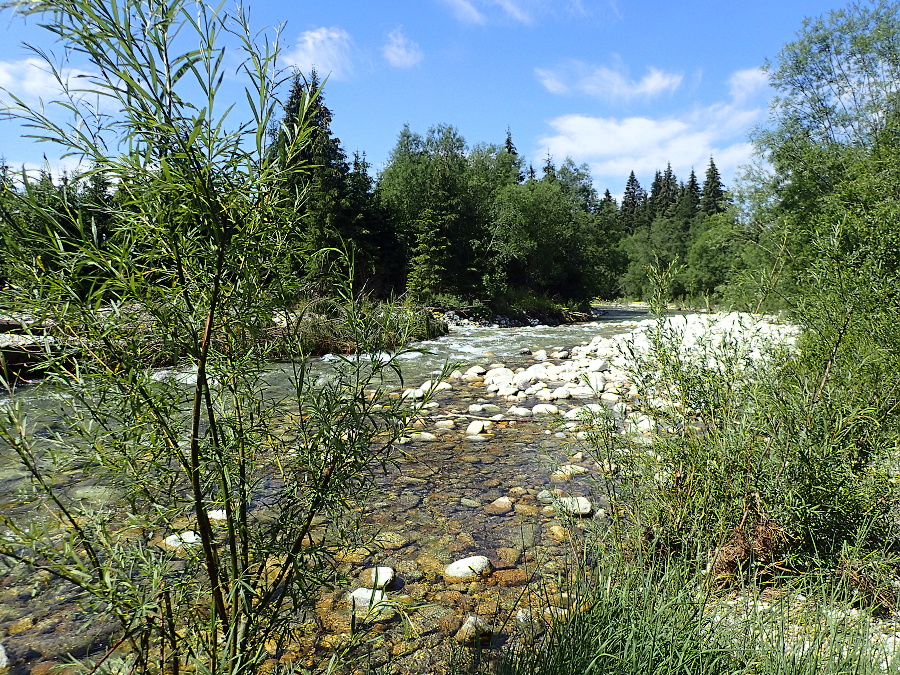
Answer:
[0,305,808,674]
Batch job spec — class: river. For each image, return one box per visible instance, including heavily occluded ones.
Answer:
[0,305,663,673]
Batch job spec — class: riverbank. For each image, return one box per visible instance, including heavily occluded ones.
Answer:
[270,311,807,673]
[428,298,600,330]
[0,298,450,382]
[3,310,898,675]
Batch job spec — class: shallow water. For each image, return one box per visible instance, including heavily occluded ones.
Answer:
[0,306,653,672]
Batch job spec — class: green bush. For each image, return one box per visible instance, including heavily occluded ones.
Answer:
[580,262,900,576]
[0,1,436,672]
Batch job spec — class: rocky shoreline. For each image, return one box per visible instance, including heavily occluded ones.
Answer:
[257,312,804,673]
[430,304,598,330]
[11,312,879,675]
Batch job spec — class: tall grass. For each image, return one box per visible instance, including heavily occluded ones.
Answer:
[493,559,898,675]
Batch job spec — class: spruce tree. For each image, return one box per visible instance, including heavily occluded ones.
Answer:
[675,169,702,230]
[541,153,557,182]
[648,164,678,220]
[504,127,517,155]
[701,157,728,215]
[621,171,646,234]
[503,128,525,183]
[274,70,358,289]
[647,170,663,219]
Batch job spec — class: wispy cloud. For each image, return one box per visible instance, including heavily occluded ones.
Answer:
[441,0,486,24]
[535,67,568,94]
[0,57,95,106]
[382,28,423,68]
[728,67,768,102]
[584,65,683,100]
[491,0,532,23]
[283,27,354,80]
[441,0,587,25]
[536,68,770,190]
[536,59,683,101]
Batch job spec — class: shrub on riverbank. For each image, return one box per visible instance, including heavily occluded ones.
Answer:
[423,288,591,328]
[581,311,899,578]
[0,1,440,673]
[274,295,448,358]
[484,299,900,675]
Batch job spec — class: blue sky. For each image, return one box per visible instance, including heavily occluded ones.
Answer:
[0,0,838,196]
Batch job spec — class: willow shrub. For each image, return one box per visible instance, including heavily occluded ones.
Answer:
[581,259,900,580]
[0,1,430,672]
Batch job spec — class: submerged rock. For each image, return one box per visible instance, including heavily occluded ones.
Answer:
[454,615,493,644]
[444,556,492,583]
[348,587,386,608]
[359,567,395,589]
[551,464,588,479]
[484,496,513,515]
[466,419,492,435]
[555,496,593,516]
[508,406,532,417]
[162,531,201,550]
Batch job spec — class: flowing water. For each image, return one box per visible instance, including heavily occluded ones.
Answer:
[0,306,653,673]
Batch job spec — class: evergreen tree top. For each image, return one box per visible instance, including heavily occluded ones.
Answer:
[700,157,728,215]
[504,127,518,155]
[542,152,556,182]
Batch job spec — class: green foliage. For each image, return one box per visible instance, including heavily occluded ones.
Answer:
[700,158,728,216]
[376,124,625,308]
[580,278,899,574]
[617,162,743,301]
[575,1,900,597]
[377,123,483,298]
[686,213,748,296]
[748,0,900,298]
[486,175,609,302]
[491,560,896,675]
[1,168,118,298]
[406,208,452,298]
[270,70,384,293]
[0,2,432,673]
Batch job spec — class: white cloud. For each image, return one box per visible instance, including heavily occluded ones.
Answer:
[581,65,682,100]
[283,27,354,80]
[537,60,683,101]
[442,0,486,24]
[441,0,586,25]
[0,57,95,106]
[382,28,423,68]
[536,69,770,190]
[491,0,532,23]
[728,67,769,102]
[535,68,569,94]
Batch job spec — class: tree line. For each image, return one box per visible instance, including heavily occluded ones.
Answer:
[0,69,750,314]
[270,70,746,310]
[6,0,896,323]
